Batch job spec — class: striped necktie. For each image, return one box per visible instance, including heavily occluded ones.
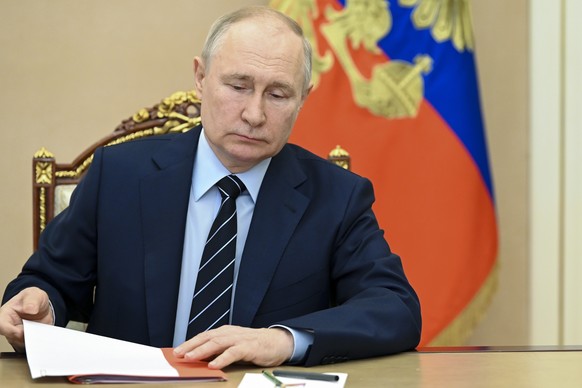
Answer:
[186,175,246,339]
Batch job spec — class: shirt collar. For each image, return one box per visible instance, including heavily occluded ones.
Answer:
[192,128,271,203]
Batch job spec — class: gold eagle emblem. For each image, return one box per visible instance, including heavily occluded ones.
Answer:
[270,0,473,119]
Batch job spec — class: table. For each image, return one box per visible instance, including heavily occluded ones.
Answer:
[3,347,582,387]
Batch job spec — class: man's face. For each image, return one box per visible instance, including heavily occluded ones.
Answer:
[194,18,310,173]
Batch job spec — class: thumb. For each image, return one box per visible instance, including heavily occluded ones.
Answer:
[14,288,52,322]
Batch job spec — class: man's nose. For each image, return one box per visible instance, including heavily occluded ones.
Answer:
[241,93,266,127]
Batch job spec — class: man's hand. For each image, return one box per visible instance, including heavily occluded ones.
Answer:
[0,287,54,352]
[173,325,294,369]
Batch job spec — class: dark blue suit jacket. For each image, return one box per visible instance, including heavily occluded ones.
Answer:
[4,126,421,365]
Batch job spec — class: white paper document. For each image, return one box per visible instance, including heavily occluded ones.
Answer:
[22,319,226,383]
[238,372,348,388]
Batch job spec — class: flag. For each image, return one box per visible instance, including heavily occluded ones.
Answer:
[271,0,498,346]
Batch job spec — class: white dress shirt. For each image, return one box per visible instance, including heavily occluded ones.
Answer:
[172,129,269,344]
[172,129,312,363]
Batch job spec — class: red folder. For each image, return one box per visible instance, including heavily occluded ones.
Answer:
[68,348,227,384]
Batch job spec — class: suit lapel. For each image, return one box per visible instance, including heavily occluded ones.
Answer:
[139,132,309,340]
[140,128,200,346]
[233,146,309,327]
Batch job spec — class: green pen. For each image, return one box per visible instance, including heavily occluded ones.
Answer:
[262,370,305,388]
[263,370,284,387]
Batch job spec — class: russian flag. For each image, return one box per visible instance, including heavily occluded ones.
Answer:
[272,0,498,345]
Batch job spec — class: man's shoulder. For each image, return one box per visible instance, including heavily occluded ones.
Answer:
[101,129,197,159]
[104,131,182,153]
[282,142,359,179]
[94,129,198,176]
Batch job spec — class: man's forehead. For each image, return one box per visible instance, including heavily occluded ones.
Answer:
[206,17,305,91]
[211,43,301,77]
[223,17,302,51]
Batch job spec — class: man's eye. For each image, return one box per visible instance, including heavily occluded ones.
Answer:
[270,91,289,99]
[231,84,245,91]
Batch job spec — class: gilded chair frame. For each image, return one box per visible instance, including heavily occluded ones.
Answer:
[32,91,202,250]
[32,90,351,249]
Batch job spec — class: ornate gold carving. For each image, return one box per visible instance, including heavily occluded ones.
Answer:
[55,91,201,179]
[34,147,54,159]
[270,0,334,89]
[159,112,201,134]
[328,145,351,170]
[157,90,201,118]
[325,0,392,53]
[39,187,46,231]
[133,108,150,123]
[399,0,475,52]
[55,156,94,179]
[273,0,431,119]
[322,1,431,118]
[35,162,53,185]
[329,144,349,158]
[360,54,433,118]
[105,129,155,147]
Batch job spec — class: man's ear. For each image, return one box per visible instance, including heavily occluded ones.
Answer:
[300,84,314,108]
[193,57,205,96]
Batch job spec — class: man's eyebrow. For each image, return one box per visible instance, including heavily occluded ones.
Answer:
[222,73,253,82]
[222,73,295,93]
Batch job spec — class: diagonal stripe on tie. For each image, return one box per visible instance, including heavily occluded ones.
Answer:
[186,175,246,339]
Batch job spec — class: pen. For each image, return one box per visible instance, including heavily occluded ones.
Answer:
[263,370,284,387]
[262,370,306,387]
[273,369,340,382]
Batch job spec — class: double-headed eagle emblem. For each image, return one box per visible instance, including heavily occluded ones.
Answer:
[270,0,474,119]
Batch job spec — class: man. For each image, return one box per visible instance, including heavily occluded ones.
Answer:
[0,6,421,368]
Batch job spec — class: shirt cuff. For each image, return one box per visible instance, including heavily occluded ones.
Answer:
[270,325,314,364]
[48,299,56,325]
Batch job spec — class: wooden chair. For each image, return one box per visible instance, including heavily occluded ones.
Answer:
[32,90,351,249]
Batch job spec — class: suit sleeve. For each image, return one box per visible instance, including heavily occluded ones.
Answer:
[278,176,422,366]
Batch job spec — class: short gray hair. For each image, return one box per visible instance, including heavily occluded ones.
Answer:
[201,6,312,93]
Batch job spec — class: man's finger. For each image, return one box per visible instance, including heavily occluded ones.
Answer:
[3,325,25,352]
[207,346,248,369]
[13,287,52,323]
[183,333,234,361]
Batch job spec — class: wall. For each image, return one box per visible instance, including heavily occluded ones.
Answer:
[466,0,529,345]
[0,0,529,351]
[529,0,582,345]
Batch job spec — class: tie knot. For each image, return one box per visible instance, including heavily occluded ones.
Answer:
[216,175,246,200]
